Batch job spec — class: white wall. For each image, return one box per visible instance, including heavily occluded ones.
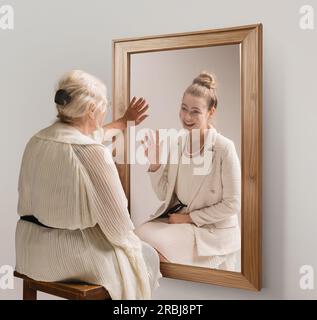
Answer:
[1,0,316,299]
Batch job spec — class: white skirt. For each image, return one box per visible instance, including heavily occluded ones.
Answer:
[15,220,162,299]
[135,217,237,270]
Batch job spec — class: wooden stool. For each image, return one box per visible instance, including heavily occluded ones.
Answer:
[14,271,111,300]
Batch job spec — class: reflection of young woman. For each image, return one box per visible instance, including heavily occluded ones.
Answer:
[135,72,241,271]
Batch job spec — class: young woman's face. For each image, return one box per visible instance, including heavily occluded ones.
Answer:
[179,94,214,131]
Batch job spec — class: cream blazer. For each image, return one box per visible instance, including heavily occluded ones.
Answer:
[147,128,241,256]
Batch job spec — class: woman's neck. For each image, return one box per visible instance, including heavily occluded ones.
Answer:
[186,125,214,156]
[69,122,94,136]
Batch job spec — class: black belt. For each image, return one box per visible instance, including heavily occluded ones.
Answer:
[20,215,55,229]
[162,197,187,216]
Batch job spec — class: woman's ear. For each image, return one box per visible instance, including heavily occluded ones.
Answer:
[207,106,216,119]
[88,103,96,120]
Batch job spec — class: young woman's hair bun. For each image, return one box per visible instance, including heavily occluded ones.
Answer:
[184,71,218,110]
[192,71,216,90]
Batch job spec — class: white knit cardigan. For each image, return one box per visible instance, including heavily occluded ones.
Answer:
[17,121,152,299]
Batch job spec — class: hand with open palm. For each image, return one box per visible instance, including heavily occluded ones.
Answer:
[141,130,163,171]
[123,96,149,126]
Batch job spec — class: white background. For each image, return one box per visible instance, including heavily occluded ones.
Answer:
[0,0,316,299]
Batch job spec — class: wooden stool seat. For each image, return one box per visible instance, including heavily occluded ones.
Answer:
[14,271,111,300]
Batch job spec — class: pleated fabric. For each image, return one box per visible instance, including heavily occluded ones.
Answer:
[16,121,162,299]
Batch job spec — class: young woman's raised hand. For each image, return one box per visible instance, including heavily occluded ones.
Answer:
[141,129,163,166]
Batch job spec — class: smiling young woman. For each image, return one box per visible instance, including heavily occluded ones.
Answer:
[135,71,241,271]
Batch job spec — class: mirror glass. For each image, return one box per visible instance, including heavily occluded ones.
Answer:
[129,44,241,272]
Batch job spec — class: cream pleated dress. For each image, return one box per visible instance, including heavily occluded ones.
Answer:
[15,121,162,300]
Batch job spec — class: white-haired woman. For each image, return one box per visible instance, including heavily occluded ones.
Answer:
[16,70,162,300]
[135,72,241,271]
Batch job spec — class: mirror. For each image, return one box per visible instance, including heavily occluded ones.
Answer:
[130,45,241,272]
[112,24,262,290]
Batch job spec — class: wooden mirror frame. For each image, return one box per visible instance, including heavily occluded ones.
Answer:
[112,24,262,291]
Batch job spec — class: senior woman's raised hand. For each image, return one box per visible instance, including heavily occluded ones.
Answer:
[103,96,149,133]
[123,96,149,126]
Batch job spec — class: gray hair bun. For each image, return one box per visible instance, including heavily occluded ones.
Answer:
[192,71,216,90]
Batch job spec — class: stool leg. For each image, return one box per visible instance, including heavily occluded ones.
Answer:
[23,280,37,300]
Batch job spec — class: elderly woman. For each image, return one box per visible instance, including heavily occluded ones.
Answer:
[15,70,162,300]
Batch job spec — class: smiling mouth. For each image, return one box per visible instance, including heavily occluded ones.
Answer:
[184,122,195,127]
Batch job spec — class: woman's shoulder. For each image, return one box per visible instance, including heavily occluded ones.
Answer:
[72,143,107,159]
[31,121,104,146]
[214,132,236,154]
